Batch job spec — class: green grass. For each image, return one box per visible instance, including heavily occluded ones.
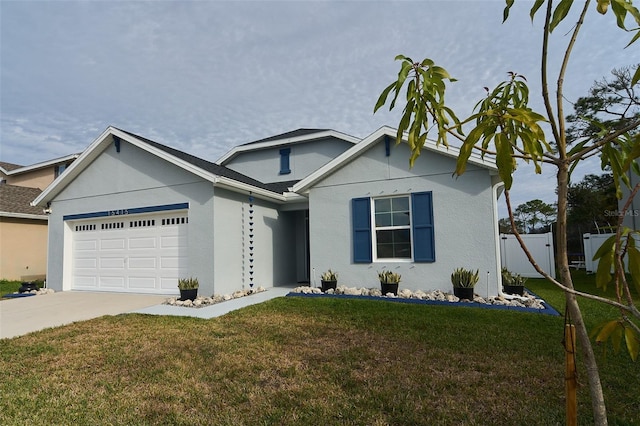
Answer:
[0,272,638,425]
[0,279,22,298]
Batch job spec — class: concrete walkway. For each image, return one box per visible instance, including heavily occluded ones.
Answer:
[0,287,292,340]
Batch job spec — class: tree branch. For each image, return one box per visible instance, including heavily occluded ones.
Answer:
[504,190,640,317]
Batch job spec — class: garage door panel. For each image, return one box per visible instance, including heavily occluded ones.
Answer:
[71,211,188,294]
[75,258,98,269]
[100,257,126,269]
[73,276,98,288]
[128,277,157,289]
[160,235,187,249]
[100,276,126,288]
[129,237,157,249]
[101,238,126,250]
[160,277,180,290]
[128,257,157,269]
[75,240,98,251]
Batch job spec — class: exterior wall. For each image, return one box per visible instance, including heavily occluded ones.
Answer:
[45,141,216,294]
[225,137,353,183]
[6,167,56,190]
[0,217,48,280]
[212,188,297,295]
[307,141,501,296]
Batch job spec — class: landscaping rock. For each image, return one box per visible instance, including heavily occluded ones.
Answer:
[289,285,550,311]
[163,287,267,308]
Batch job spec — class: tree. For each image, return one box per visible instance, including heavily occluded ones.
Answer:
[568,173,618,231]
[513,199,557,233]
[566,66,639,145]
[499,216,523,233]
[374,1,640,424]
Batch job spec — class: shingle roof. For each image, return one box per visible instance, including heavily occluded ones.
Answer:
[0,184,45,216]
[240,129,330,146]
[264,180,301,194]
[116,129,286,195]
[0,161,23,172]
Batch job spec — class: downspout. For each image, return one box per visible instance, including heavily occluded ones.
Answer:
[492,179,529,301]
[491,179,507,298]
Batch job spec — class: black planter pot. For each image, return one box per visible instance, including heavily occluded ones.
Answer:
[503,285,524,296]
[19,282,39,293]
[380,282,399,296]
[179,289,198,301]
[453,287,475,300]
[321,280,337,292]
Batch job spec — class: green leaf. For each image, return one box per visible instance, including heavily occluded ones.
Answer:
[374,82,396,113]
[530,0,546,21]
[610,0,628,29]
[597,0,611,14]
[595,320,620,343]
[628,243,640,295]
[626,30,640,48]
[594,235,616,290]
[503,0,514,23]
[495,133,515,189]
[611,323,624,352]
[625,327,639,361]
[550,0,575,32]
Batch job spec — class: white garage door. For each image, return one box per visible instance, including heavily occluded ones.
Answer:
[71,211,188,293]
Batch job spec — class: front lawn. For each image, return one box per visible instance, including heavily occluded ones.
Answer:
[0,272,638,425]
[0,279,22,298]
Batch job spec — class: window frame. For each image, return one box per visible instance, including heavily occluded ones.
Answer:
[371,195,414,262]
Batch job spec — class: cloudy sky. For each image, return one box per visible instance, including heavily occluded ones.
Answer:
[1,0,635,215]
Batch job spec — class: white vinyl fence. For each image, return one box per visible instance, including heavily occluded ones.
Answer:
[583,233,633,273]
[500,232,556,279]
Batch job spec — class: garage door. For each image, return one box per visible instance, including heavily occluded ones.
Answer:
[70,210,188,293]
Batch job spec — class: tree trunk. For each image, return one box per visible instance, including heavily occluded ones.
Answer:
[557,164,609,425]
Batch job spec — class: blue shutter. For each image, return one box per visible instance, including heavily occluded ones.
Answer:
[412,192,435,262]
[279,148,291,175]
[352,197,372,263]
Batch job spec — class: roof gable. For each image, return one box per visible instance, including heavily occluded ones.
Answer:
[292,126,499,194]
[32,127,294,207]
[216,128,361,165]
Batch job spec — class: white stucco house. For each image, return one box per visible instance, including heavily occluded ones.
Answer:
[33,126,504,297]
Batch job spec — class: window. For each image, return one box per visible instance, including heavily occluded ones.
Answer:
[352,192,435,263]
[374,197,411,259]
[54,163,68,178]
[279,148,291,175]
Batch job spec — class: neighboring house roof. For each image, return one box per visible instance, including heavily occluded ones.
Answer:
[292,126,500,194]
[0,184,47,219]
[33,127,305,207]
[216,128,361,165]
[0,154,80,177]
[0,161,23,173]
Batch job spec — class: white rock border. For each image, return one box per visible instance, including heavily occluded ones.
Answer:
[164,286,267,308]
[290,285,548,310]
[9,288,55,296]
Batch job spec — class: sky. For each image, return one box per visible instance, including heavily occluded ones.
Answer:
[1,0,636,216]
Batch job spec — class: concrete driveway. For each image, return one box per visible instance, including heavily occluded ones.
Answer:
[0,292,167,339]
